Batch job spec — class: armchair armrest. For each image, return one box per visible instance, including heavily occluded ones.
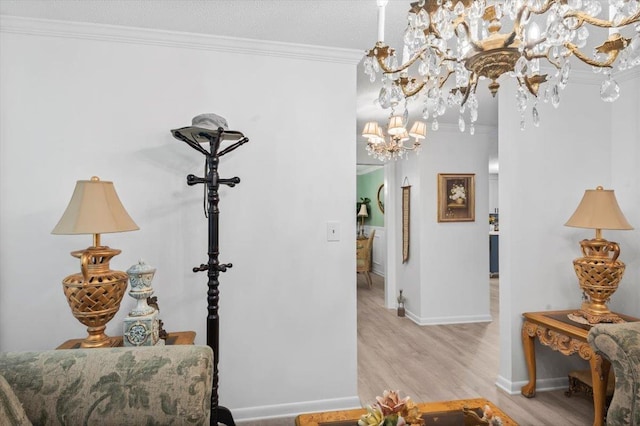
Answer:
[588,322,640,425]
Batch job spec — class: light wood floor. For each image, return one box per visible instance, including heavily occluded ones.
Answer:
[237,273,595,425]
[356,273,594,426]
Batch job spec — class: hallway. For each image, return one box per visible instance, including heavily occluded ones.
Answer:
[356,273,594,425]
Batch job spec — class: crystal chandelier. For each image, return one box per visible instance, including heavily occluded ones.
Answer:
[363,0,640,132]
[362,114,427,161]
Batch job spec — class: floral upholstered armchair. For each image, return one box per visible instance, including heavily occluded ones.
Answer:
[0,345,213,425]
[588,322,640,426]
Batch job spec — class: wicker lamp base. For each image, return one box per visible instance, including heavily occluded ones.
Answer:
[62,246,128,348]
[572,238,626,324]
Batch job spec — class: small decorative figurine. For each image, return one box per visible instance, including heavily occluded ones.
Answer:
[397,289,406,317]
[146,296,168,340]
[123,260,164,347]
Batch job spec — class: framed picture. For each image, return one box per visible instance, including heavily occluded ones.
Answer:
[437,173,475,222]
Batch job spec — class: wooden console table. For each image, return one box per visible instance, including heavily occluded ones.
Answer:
[57,331,196,349]
[521,310,639,426]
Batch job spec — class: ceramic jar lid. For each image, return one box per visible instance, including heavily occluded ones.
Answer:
[127,260,156,290]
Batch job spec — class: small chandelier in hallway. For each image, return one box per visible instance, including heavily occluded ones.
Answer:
[362,113,427,161]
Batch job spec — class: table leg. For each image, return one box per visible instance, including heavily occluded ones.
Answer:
[589,353,610,426]
[521,321,537,397]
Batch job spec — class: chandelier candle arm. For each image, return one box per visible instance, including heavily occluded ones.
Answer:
[395,67,458,101]
[523,50,556,65]
[398,75,427,98]
[566,42,622,68]
[454,81,476,106]
[455,22,478,48]
[438,69,456,89]
[566,9,640,29]
[510,4,531,37]
[520,74,548,97]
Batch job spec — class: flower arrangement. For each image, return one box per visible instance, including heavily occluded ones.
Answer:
[358,390,424,426]
[449,183,466,202]
[480,404,503,425]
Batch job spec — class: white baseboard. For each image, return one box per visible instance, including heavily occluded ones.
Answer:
[232,376,570,422]
[231,395,361,422]
[405,310,492,325]
[496,375,569,395]
[371,265,385,277]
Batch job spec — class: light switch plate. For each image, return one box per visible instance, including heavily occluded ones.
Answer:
[327,221,340,241]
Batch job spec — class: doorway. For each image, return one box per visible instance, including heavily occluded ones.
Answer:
[356,164,386,281]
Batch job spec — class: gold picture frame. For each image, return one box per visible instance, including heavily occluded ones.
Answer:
[437,173,475,222]
[377,184,385,214]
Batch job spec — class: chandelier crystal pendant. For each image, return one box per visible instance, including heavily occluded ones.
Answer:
[362,112,427,161]
[363,0,640,131]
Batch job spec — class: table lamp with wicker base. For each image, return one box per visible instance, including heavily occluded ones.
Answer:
[52,177,139,348]
[565,186,633,324]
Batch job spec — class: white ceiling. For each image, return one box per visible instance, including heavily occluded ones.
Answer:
[0,0,499,164]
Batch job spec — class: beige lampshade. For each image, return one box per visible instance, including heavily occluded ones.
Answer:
[397,129,410,142]
[52,176,139,235]
[362,122,380,139]
[387,115,405,136]
[565,186,633,230]
[374,127,384,143]
[358,203,369,218]
[409,121,427,139]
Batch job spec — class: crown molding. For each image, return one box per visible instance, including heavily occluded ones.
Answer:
[431,122,497,135]
[570,66,640,85]
[540,61,640,86]
[0,15,363,65]
[356,164,384,175]
[615,66,640,83]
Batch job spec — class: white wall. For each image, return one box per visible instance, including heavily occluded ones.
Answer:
[388,124,495,324]
[610,74,640,317]
[0,17,361,420]
[365,226,386,276]
[489,174,499,214]
[393,154,422,318]
[497,71,640,392]
[419,125,494,323]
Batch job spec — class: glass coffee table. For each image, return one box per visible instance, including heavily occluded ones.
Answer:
[295,398,518,425]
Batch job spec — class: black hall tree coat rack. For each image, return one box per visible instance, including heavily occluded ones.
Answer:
[171,115,249,426]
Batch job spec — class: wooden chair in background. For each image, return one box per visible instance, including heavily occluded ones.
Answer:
[356,230,375,288]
